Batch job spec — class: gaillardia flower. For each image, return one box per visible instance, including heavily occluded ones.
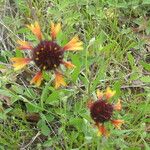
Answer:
[88,87,124,137]
[10,22,83,88]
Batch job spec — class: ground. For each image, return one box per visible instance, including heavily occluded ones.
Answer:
[0,0,150,149]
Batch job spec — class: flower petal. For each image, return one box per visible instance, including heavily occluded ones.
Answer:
[17,40,33,50]
[87,100,94,109]
[30,71,43,86]
[96,123,108,137]
[62,61,76,69]
[27,21,43,41]
[50,22,61,40]
[54,71,66,89]
[96,89,103,100]
[105,87,116,100]
[114,99,122,111]
[63,36,83,51]
[10,57,31,71]
[111,119,124,129]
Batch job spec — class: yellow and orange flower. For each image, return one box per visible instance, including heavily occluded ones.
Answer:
[10,22,83,88]
[88,87,124,137]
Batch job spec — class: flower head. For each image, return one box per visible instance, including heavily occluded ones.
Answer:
[88,87,124,137]
[11,22,83,88]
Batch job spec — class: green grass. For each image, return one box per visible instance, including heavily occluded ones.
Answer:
[0,0,150,149]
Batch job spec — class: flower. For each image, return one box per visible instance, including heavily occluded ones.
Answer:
[10,22,83,88]
[88,88,124,137]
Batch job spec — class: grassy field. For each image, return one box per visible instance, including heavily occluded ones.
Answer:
[0,0,150,149]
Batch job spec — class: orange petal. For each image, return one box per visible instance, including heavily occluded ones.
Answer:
[10,57,31,70]
[27,22,43,41]
[114,99,122,111]
[96,89,103,100]
[17,40,33,50]
[111,119,124,129]
[63,36,83,51]
[63,61,76,69]
[97,123,108,137]
[87,100,94,109]
[30,71,43,86]
[54,71,66,89]
[105,87,116,100]
[50,22,61,40]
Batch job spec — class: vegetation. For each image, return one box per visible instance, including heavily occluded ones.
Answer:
[0,0,150,149]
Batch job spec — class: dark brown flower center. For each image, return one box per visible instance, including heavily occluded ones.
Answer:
[32,40,64,71]
[90,100,113,123]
